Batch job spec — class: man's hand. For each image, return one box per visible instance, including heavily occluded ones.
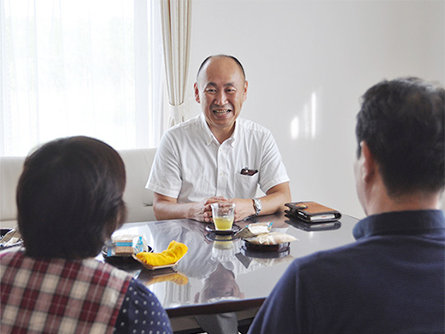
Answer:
[153,181,290,222]
[230,198,256,221]
[188,196,228,223]
[153,193,229,222]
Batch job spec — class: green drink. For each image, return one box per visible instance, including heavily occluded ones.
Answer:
[211,202,236,231]
[213,217,234,231]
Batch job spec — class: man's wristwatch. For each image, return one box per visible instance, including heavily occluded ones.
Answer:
[252,198,262,217]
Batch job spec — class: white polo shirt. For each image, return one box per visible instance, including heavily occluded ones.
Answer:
[146,114,289,203]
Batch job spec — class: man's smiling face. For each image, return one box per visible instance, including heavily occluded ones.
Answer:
[194,56,248,136]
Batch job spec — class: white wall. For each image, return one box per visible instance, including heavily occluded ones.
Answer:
[185,0,445,219]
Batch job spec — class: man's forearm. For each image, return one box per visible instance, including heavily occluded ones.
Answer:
[260,182,292,215]
[153,193,224,222]
[232,182,291,221]
[152,200,197,221]
[152,183,291,222]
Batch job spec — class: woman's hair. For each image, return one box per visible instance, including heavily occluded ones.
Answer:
[17,136,127,259]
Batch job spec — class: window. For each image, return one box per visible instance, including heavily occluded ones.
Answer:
[1,0,165,156]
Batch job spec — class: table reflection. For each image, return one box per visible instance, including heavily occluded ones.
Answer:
[107,213,359,333]
[110,218,294,310]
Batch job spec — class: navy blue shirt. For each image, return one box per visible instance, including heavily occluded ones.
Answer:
[248,210,445,334]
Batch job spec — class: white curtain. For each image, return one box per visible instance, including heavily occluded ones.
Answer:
[0,0,164,156]
[160,0,192,127]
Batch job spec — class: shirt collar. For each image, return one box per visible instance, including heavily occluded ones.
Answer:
[230,119,239,146]
[353,210,445,240]
[199,113,237,147]
[199,114,216,146]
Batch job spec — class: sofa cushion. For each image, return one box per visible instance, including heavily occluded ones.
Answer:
[0,148,157,228]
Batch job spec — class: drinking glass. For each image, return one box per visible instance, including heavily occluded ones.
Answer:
[211,202,236,231]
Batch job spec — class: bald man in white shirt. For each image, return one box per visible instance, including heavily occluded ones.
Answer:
[146,55,291,222]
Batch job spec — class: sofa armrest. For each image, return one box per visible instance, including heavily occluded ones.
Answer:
[119,148,157,223]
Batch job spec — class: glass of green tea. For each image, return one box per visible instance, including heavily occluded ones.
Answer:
[211,202,236,231]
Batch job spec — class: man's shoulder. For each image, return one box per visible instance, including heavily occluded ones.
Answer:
[291,240,362,273]
[162,115,204,141]
[170,114,202,130]
[237,117,272,136]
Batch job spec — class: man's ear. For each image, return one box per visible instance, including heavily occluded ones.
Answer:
[194,82,200,103]
[242,80,248,102]
[360,141,377,183]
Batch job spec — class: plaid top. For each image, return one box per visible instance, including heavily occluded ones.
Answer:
[0,249,132,334]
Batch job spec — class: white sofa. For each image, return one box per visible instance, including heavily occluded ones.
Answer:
[0,148,157,229]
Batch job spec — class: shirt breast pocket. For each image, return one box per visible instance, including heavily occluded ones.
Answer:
[234,172,259,198]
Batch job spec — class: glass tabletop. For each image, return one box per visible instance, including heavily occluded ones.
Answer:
[102,211,359,318]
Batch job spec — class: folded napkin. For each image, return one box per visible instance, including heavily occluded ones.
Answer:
[136,240,188,267]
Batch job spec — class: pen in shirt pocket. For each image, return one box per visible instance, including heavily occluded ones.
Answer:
[240,167,258,176]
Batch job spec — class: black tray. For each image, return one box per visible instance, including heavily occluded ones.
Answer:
[241,245,290,259]
[242,239,290,253]
[102,245,153,270]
